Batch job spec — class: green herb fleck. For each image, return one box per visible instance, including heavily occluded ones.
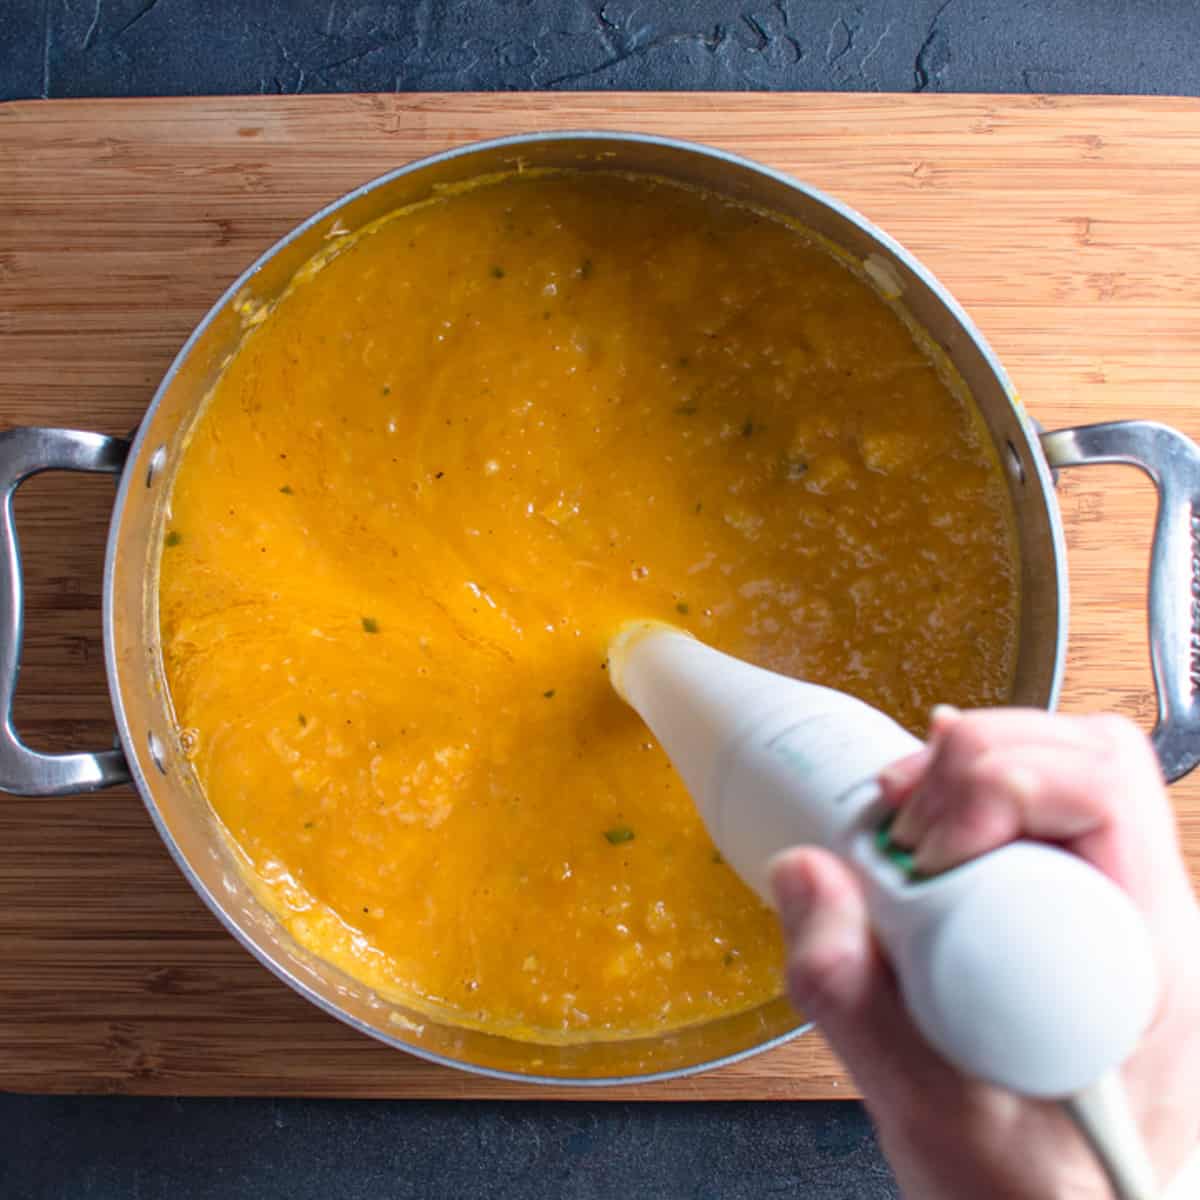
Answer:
[298,713,307,727]
[694,502,703,514]
[604,826,635,845]
[164,530,182,547]
[579,258,593,280]
[677,355,690,368]
[362,617,380,634]
[783,456,808,480]
[303,820,315,829]
[279,485,294,495]
[382,385,391,396]
[543,689,556,699]
[741,419,756,438]
[491,265,506,279]
[675,602,689,615]
[723,951,736,966]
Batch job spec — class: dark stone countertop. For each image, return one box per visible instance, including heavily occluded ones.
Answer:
[2,0,1199,101]
[0,2,1196,1197]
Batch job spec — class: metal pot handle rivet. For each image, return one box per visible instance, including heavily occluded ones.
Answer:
[0,427,132,795]
[1041,420,1200,782]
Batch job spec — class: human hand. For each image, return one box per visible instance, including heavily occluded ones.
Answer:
[771,708,1200,1199]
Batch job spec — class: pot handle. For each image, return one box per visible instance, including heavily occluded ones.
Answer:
[0,427,133,795]
[1040,420,1200,782]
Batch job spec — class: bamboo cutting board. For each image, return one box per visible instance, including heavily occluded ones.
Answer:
[1,93,1199,1100]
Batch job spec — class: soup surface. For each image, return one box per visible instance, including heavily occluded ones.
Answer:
[159,171,1018,1042]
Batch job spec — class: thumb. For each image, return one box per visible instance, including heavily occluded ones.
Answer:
[771,847,958,1104]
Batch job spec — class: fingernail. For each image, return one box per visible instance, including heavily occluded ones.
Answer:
[878,745,933,801]
[878,764,900,790]
[877,767,904,804]
[912,826,948,876]
[888,792,922,847]
[929,704,962,735]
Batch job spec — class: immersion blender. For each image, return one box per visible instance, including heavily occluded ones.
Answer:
[609,621,1162,1200]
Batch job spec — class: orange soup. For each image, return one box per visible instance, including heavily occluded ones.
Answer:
[159,171,1018,1042]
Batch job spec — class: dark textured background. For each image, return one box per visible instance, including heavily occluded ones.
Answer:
[2,0,1200,101]
[1,2,1197,1197]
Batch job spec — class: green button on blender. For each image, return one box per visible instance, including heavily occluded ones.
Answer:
[874,813,917,878]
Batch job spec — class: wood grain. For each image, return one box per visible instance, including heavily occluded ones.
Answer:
[0,92,1198,1099]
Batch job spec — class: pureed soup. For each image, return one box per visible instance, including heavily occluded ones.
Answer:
[159,171,1019,1044]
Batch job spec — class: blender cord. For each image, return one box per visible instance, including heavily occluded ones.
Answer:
[1063,1074,1158,1200]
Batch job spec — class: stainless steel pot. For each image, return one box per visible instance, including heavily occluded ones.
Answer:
[3,133,1199,1085]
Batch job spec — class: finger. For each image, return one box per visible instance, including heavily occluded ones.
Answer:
[891,708,1139,850]
[909,731,1186,925]
[770,847,957,1101]
[878,745,933,807]
[876,708,961,812]
[888,780,943,849]
[772,846,878,1020]
[909,750,1041,876]
[928,703,962,737]
[886,716,958,843]
[931,708,1115,754]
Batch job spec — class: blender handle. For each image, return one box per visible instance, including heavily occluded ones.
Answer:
[1041,419,1200,783]
[0,427,132,795]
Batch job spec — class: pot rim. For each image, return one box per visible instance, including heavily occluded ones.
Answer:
[102,129,1066,1086]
